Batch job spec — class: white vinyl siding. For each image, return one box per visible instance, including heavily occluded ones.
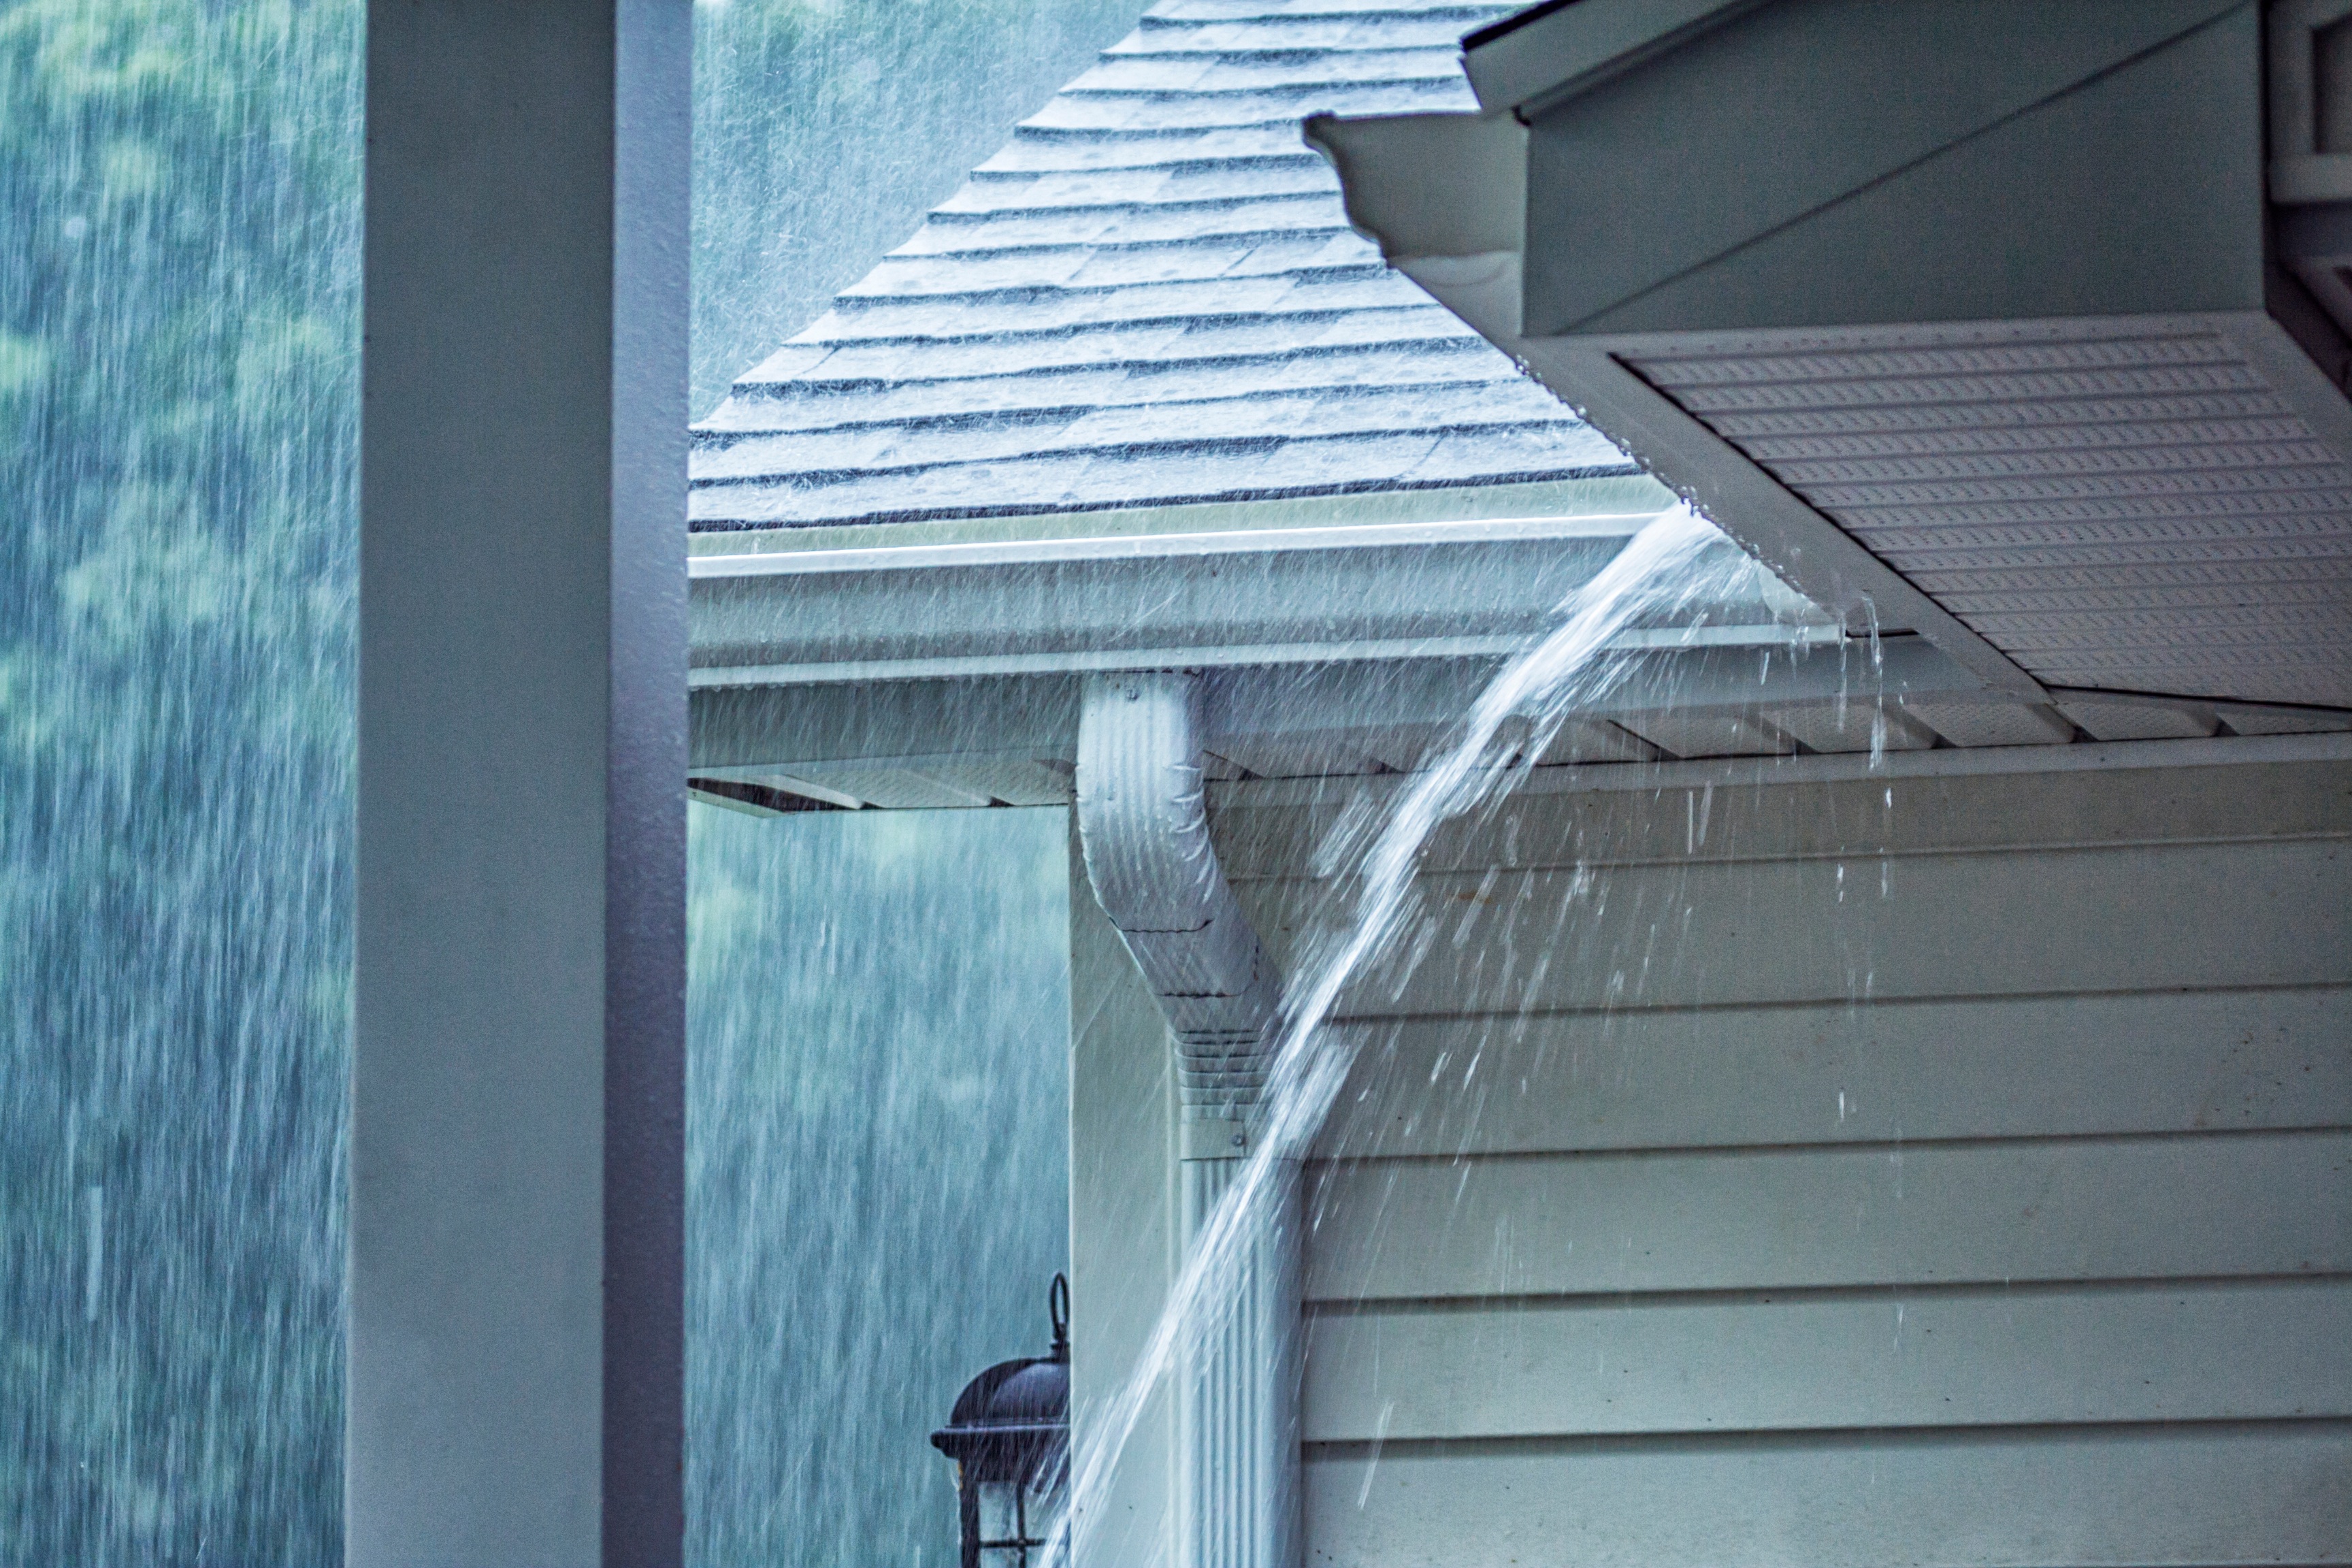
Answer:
[1204,754,2351,1568]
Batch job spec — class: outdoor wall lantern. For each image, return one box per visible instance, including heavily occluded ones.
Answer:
[930,1274,1072,1568]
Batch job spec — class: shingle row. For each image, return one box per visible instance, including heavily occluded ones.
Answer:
[734,312,1484,389]
[700,381,1587,476]
[691,425,1631,528]
[691,0,1632,532]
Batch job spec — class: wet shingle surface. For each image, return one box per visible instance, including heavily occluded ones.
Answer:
[689,0,1635,532]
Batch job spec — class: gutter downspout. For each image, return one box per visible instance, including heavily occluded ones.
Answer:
[1075,671,1301,1568]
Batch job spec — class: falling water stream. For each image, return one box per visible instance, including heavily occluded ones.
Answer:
[1,3,1130,1561]
[1060,505,1797,1561]
[5,5,1883,1561]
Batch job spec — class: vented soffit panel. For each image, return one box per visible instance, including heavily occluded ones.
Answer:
[1307,0,2352,717]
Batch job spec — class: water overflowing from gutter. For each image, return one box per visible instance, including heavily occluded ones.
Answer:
[1056,505,1789,1561]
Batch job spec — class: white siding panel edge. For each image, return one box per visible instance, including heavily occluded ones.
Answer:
[1313,985,2352,1157]
[1304,1420,2352,1568]
[1303,1275,2352,1439]
[1306,1129,2352,1301]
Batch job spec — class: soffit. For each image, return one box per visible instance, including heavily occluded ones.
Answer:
[1620,322,2352,710]
[1321,0,2352,723]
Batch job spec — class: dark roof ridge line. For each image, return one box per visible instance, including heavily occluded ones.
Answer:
[779,304,1458,350]
[1135,4,1503,16]
[784,318,1456,355]
[698,374,1567,436]
[1009,115,1418,137]
[726,339,1499,396]
[693,417,1598,480]
[968,154,1327,176]
[713,372,1521,420]
[1094,44,1468,59]
[924,192,1343,223]
[812,293,1427,329]
[830,262,1394,308]
[1133,6,1505,24]
[941,183,1338,205]
[968,151,1336,172]
[877,225,1356,261]
[1052,78,1461,98]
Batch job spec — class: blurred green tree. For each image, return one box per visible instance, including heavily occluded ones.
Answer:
[0,0,1128,1558]
[0,1,359,1559]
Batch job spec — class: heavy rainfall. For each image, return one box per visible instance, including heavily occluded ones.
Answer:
[3,1,1128,1560]
[0,1,1795,1556]
[14,0,2336,1564]
[3,0,1886,1559]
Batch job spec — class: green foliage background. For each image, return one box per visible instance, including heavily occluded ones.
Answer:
[0,0,1133,1560]
[0,3,360,1558]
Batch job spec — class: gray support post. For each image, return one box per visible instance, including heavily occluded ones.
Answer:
[353,3,688,1564]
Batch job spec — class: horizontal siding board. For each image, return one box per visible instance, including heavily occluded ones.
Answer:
[1244,838,2349,1015]
[1303,1422,2352,1567]
[1209,757,2352,878]
[1304,1130,2352,1301]
[1311,987,2352,1158]
[1303,1279,2352,1439]
[1240,758,2352,1562]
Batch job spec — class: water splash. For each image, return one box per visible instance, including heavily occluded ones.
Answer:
[1058,504,1783,1561]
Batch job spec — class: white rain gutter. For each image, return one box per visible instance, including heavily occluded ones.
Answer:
[1074,671,1301,1568]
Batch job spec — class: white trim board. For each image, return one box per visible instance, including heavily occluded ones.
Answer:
[1211,729,2352,811]
[687,512,1673,578]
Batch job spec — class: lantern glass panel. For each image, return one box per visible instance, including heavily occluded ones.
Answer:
[975,1473,1063,1567]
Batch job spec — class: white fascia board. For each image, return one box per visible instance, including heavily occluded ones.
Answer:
[688,513,1657,578]
[687,624,1845,691]
[1204,635,1980,745]
[1211,728,2352,811]
[685,634,1989,773]
[690,512,1835,689]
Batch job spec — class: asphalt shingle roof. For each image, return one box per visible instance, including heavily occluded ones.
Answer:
[689,0,1637,532]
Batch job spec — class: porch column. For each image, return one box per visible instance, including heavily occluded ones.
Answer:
[353,1,689,1563]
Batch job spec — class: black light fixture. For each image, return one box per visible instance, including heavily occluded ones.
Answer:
[930,1274,1072,1568]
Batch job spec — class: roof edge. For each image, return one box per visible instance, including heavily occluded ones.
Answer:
[1462,0,1766,116]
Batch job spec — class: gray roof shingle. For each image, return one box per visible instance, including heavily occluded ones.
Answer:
[690,0,1635,532]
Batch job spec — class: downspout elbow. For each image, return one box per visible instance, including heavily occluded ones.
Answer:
[1075,672,1279,1124]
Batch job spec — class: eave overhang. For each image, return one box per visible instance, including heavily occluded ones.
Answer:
[685,494,1998,810]
[683,0,2352,815]
[685,487,2341,815]
[1308,0,2352,722]
[689,506,1828,689]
